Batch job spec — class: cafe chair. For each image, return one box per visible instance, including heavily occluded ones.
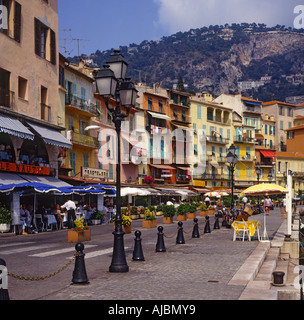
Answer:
[232,221,251,241]
[34,214,45,232]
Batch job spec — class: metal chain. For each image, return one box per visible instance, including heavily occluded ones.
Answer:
[7,252,79,281]
[164,228,180,239]
[183,224,195,234]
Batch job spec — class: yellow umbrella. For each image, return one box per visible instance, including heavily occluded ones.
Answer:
[240,183,288,196]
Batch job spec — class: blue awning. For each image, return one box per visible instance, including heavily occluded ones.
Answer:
[0,182,62,193]
[0,114,34,140]
[26,122,72,149]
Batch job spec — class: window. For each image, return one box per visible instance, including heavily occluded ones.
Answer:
[264,124,268,135]
[83,153,89,167]
[59,65,65,87]
[158,100,163,113]
[18,76,28,100]
[148,97,152,111]
[280,121,284,130]
[278,161,281,173]
[207,109,213,121]
[236,167,239,178]
[197,105,201,119]
[34,17,56,64]
[248,167,251,177]
[279,106,284,116]
[70,152,75,176]
[288,122,292,129]
[0,1,21,42]
[227,129,230,140]
[68,116,74,130]
[107,110,112,124]
[109,164,113,179]
[269,140,273,149]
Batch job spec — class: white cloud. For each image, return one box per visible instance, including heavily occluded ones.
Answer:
[154,0,298,34]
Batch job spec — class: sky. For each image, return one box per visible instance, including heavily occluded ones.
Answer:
[58,0,302,57]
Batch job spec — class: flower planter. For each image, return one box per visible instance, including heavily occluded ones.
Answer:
[200,211,208,216]
[177,214,187,221]
[208,209,215,216]
[122,225,132,234]
[188,213,196,219]
[163,216,173,224]
[142,220,157,228]
[0,224,10,233]
[68,229,91,243]
[130,215,138,220]
[156,211,163,216]
[139,213,145,219]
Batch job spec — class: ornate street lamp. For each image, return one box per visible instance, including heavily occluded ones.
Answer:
[227,144,238,209]
[255,162,261,184]
[95,50,138,273]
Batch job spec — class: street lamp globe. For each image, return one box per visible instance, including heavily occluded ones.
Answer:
[255,162,261,176]
[228,144,236,156]
[227,151,237,165]
[106,49,128,80]
[120,79,138,107]
[95,65,117,97]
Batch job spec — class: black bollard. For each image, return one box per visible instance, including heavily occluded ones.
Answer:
[204,216,211,233]
[176,221,185,244]
[192,218,200,238]
[156,226,166,252]
[214,214,220,230]
[132,230,145,261]
[0,258,9,300]
[72,243,89,285]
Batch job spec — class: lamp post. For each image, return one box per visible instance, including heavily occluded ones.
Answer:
[95,50,138,273]
[227,144,238,209]
[255,162,261,184]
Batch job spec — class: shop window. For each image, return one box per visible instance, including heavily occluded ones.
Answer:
[19,137,49,166]
[0,133,15,162]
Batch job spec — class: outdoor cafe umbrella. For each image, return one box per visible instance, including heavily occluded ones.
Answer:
[240,183,288,196]
[240,183,289,241]
[204,191,220,197]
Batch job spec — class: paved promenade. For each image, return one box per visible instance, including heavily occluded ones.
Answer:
[41,208,286,301]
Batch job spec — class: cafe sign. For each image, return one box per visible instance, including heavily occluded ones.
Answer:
[81,167,108,179]
[0,161,50,175]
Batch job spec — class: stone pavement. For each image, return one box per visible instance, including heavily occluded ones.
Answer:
[42,207,290,301]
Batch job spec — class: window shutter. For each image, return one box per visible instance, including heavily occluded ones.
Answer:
[50,29,56,64]
[14,2,22,42]
[34,18,41,56]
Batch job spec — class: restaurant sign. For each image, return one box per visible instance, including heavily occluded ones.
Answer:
[81,167,108,179]
[0,161,50,175]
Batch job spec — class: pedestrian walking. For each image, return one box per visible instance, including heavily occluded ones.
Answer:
[264,196,272,216]
[61,199,76,229]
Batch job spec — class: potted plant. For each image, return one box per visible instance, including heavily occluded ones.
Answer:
[142,208,157,228]
[188,203,197,219]
[162,205,176,224]
[113,213,132,233]
[223,197,231,209]
[130,206,138,220]
[68,217,91,243]
[156,205,164,216]
[199,203,208,216]
[208,205,215,215]
[90,210,104,225]
[177,204,188,221]
[139,207,146,219]
[0,203,12,233]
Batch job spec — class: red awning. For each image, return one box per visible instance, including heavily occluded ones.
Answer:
[260,150,277,158]
[149,164,176,170]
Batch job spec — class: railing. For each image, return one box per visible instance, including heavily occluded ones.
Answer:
[171,113,192,123]
[206,135,229,144]
[234,135,255,143]
[70,132,99,148]
[65,94,97,116]
[0,88,15,109]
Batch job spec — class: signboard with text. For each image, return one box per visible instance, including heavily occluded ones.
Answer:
[81,167,109,180]
[0,161,50,175]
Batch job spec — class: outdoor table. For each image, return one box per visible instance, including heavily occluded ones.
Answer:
[232,220,262,241]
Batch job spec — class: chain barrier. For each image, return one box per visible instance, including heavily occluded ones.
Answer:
[198,220,208,231]
[183,224,195,234]
[163,227,180,239]
[7,252,79,281]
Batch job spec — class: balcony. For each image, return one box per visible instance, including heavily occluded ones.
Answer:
[171,112,192,124]
[65,94,97,117]
[0,88,15,110]
[234,135,255,144]
[70,132,99,149]
[206,135,229,144]
[239,155,254,162]
[243,106,262,114]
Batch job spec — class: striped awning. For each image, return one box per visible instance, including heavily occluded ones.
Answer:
[26,122,72,149]
[0,114,34,140]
